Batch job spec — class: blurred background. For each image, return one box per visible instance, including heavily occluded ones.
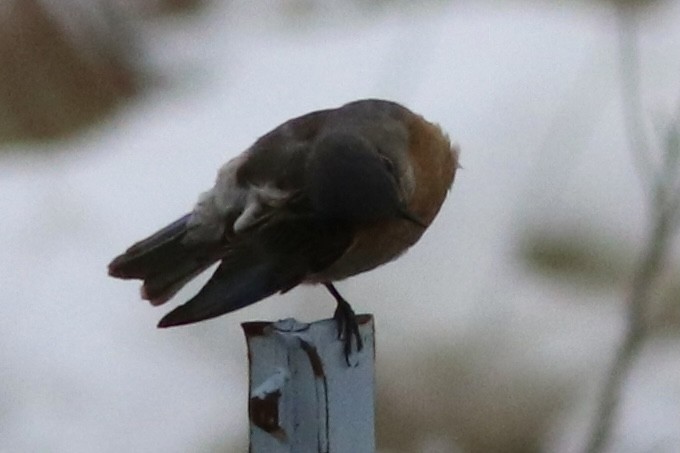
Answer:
[1,0,679,452]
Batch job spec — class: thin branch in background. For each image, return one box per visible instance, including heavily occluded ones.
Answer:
[659,112,680,228]
[615,4,655,189]
[583,5,680,453]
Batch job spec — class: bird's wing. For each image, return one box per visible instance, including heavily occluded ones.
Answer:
[157,214,353,327]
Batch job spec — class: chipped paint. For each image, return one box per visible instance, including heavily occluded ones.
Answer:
[242,316,375,452]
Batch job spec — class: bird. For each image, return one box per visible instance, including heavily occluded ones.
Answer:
[108,99,459,363]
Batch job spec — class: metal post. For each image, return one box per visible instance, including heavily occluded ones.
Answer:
[242,315,375,453]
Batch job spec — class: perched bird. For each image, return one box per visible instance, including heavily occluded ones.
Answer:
[108,99,458,362]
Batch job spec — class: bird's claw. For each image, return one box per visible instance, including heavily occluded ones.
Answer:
[333,296,363,366]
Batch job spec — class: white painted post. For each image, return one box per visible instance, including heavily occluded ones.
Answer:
[242,315,375,453]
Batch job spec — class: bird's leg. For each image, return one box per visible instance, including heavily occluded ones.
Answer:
[324,283,363,365]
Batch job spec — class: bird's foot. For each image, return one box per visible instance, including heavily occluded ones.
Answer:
[325,283,363,366]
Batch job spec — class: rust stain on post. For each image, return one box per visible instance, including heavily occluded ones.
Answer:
[242,321,272,363]
[299,340,326,378]
[249,391,286,442]
[355,314,373,325]
[242,321,271,337]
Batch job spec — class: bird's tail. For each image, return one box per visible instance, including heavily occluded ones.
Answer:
[108,214,219,306]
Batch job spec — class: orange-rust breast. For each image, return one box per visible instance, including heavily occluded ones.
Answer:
[309,113,458,282]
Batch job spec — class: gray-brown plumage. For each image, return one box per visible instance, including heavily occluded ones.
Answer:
[108,99,459,360]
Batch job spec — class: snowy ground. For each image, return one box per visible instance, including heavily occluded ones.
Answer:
[1,1,680,451]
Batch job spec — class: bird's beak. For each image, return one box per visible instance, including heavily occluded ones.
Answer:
[398,207,427,228]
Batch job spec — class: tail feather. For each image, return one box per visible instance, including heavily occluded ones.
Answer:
[108,214,193,279]
[141,259,216,306]
[108,214,221,305]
